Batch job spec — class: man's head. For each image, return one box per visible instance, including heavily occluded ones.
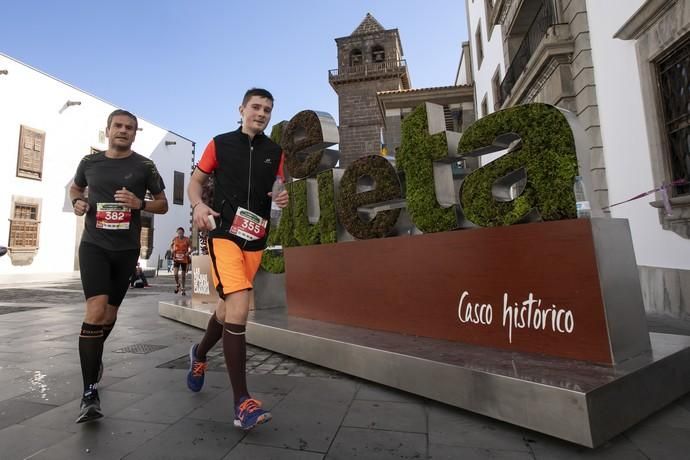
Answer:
[106,109,138,151]
[239,88,273,136]
[177,227,185,237]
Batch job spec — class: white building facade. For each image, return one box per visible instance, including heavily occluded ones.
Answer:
[463,0,690,316]
[0,53,194,276]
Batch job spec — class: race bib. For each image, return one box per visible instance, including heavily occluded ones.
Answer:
[96,203,131,230]
[174,252,187,262]
[229,207,267,241]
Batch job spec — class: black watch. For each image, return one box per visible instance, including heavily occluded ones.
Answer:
[139,199,146,211]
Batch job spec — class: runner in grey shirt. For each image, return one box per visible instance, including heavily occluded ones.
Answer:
[69,109,168,423]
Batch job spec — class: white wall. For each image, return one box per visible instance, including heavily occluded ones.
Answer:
[0,54,194,275]
[466,0,505,164]
[586,0,690,271]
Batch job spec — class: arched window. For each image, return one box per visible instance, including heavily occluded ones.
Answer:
[372,45,385,63]
[350,49,363,66]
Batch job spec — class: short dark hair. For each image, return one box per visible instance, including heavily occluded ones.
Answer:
[177,227,184,232]
[107,109,138,130]
[242,88,274,106]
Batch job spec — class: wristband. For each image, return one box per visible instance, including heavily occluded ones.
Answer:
[71,197,84,206]
[192,201,201,210]
[140,199,146,211]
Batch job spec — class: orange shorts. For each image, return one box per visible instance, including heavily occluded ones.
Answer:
[208,238,263,297]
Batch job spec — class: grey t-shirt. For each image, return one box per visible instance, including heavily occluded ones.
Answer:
[73,151,165,251]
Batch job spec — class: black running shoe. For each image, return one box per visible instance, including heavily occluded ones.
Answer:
[76,392,103,423]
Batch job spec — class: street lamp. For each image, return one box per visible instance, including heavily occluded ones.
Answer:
[59,100,81,113]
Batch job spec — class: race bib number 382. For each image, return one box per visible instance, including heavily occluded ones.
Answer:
[96,203,131,230]
[229,207,267,241]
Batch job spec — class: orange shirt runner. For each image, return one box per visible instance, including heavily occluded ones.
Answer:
[171,236,191,264]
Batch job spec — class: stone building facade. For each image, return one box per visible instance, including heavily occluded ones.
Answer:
[467,0,690,317]
[490,0,610,215]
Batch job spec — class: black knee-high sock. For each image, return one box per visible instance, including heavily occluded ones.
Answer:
[196,313,223,361]
[99,320,116,364]
[79,323,103,395]
[222,322,249,405]
[102,321,116,342]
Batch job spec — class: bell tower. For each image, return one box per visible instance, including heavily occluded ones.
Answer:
[329,13,411,166]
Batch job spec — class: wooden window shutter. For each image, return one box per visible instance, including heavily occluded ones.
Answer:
[17,125,46,180]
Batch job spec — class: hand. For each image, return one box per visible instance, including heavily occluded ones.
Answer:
[193,202,220,231]
[269,190,289,209]
[73,199,90,216]
[114,187,142,209]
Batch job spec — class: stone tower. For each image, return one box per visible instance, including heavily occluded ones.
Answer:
[329,13,411,167]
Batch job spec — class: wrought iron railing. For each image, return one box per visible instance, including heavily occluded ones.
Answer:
[498,1,556,106]
[658,35,690,195]
[329,59,407,81]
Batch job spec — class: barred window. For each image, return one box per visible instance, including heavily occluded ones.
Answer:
[17,126,45,180]
[657,34,690,195]
[492,66,502,111]
[475,23,484,69]
[9,203,39,249]
[173,170,184,205]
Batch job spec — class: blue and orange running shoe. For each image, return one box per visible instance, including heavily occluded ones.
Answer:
[234,397,272,430]
[186,344,208,392]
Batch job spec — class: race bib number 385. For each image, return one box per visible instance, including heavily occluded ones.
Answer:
[229,207,267,241]
[96,203,131,230]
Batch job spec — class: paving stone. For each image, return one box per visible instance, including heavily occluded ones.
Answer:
[103,356,166,379]
[677,392,690,412]
[427,402,531,452]
[123,418,242,460]
[187,389,284,424]
[0,366,31,385]
[355,382,422,404]
[246,373,302,395]
[624,404,690,459]
[106,367,226,395]
[429,444,535,459]
[240,400,342,452]
[0,398,53,430]
[110,389,216,424]
[7,352,79,376]
[11,370,83,406]
[286,376,358,404]
[528,433,647,459]
[0,380,33,401]
[26,417,168,460]
[23,390,149,433]
[224,442,325,459]
[0,424,70,460]
[327,426,427,459]
[342,399,427,433]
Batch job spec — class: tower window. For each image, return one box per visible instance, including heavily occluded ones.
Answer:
[350,49,363,66]
[372,45,385,62]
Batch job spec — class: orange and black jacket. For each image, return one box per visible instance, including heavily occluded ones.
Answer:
[197,128,284,251]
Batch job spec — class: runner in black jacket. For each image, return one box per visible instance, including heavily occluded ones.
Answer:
[186,88,288,430]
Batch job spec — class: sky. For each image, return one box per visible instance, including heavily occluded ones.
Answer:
[1,1,468,148]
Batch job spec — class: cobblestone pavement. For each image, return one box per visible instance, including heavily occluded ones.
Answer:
[1,273,690,459]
